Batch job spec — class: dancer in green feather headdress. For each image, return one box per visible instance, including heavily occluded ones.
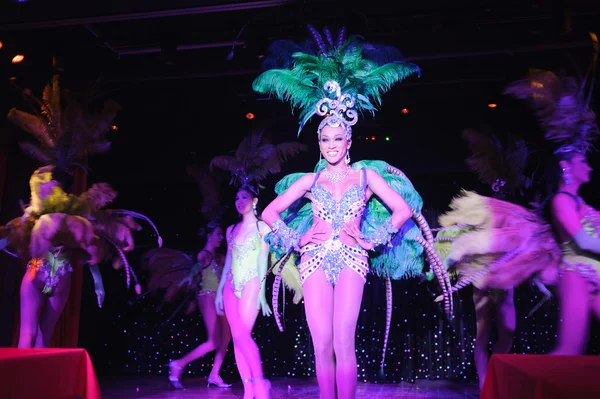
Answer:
[256,25,451,399]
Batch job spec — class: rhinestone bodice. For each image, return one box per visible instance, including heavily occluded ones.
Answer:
[311,183,366,235]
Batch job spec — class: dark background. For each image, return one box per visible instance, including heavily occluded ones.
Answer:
[1,0,599,383]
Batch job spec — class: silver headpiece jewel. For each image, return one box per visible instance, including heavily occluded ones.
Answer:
[316,81,358,141]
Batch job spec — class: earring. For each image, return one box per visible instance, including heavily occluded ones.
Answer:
[320,152,323,162]
[345,151,351,165]
[252,202,258,216]
[562,167,572,185]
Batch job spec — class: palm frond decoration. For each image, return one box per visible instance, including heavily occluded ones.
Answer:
[504,32,598,153]
[252,26,420,135]
[7,74,121,172]
[209,128,307,189]
[462,128,533,197]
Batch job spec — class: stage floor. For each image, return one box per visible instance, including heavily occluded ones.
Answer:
[100,376,480,399]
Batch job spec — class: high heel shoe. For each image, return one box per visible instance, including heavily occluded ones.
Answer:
[252,376,272,399]
[207,375,232,388]
[166,361,185,389]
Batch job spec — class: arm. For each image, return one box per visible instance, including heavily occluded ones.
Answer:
[550,194,600,253]
[89,264,105,308]
[366,168,413,229]
[261,174,314,226]
[360,168,413,248]
[217,225,234,294]
[215,225,234,316]
[256,221,273,316]
[261,174,314,250]
[257,221,271,288]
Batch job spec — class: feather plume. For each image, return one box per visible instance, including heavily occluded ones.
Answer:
[7,74,120,173]
[209,128,306,188]
[253,27,419,135]
[504,33,598,152]
[462,128,532,196]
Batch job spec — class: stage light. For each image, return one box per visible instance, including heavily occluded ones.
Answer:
[401,108,409,114]
[488,103,497,108]
[0,42,3,50]
[371,136,376,141]
[12,54,24,64]
[111,125,118,131]
[246,112,255,120]
[385,136,390,141]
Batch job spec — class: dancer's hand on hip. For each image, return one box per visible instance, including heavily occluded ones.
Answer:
[257,291,272,317]
[343,220,374,251]
[300,225,328,247]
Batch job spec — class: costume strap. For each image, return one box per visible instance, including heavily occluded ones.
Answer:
[198,249,214,269]
[310,170,322,189]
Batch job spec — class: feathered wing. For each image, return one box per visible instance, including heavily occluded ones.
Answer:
[434,191,561,291]
[141,248,200,312]
[354,160,425,280]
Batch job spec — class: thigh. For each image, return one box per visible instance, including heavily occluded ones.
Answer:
[238,277,260,331]
[198,294,219,337]
[19,272,44,329]
[473,288,494,326]
[303,268,334,343]
[332,268,365,339]
[39,274,72,330]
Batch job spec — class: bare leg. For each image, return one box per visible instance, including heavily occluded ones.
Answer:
[551,271,591,355]
[303,268,335,399]
[210,314,231,379]
[223,278,261,399]
[473,288,493,390]
[35,274,71,348]
[333,269,365,399]
[18,271,44,348]
[492,288,515,355]
[172,294,220,378]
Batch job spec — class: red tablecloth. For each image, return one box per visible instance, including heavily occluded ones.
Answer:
[0,348,101,399]
[481,354,600,399]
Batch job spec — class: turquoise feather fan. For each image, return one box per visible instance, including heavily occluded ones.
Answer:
[252,27,420,135]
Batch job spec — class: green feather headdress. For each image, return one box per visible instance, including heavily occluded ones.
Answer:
[252,25,420,137]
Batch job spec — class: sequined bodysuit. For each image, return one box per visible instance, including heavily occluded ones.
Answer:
[561,204,600,293]
[228,227,261,298]
[299,168,370,285]
[198,251,222,297]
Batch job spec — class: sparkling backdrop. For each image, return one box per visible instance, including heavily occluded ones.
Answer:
[76,183,600,384]
[78,238,599,385]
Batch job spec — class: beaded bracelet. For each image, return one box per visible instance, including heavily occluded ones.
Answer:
[360,218,398,248]
[271,219,301,252]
